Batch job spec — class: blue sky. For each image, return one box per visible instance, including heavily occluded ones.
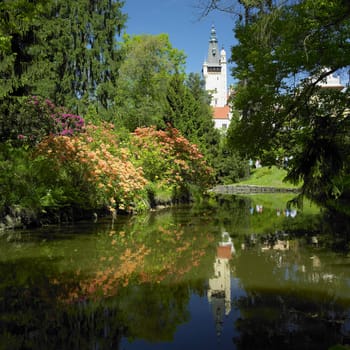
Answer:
[122,0,238,86]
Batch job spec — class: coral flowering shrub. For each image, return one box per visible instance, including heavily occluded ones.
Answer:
[35,122,148,211]
[33,123,211,214]
[131,126,213,195]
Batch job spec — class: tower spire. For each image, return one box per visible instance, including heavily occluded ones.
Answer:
[207,25,220,65]
[210,24,218,43]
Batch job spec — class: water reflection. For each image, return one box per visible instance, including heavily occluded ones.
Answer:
[0,197,350,349]
[250,205,298,217]
[208,232,235,337]
[234,229,350,350]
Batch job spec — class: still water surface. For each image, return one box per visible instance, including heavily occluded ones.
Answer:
[1,195,350,349]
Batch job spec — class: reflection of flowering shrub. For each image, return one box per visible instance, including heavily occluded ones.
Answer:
[56,223,216,303]
[13,96,85,145]
[131,126,213,191]
[36,122,148,210]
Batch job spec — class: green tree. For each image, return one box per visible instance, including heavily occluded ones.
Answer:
[184,72,215,142]
[227,0,350,203]
[0,0,126,113]
[165,72,221,167]
[114,34,186,130]
[0,0,47,98]
[164,72,191,131]
[29,0,127,114]
[164,71,249,183]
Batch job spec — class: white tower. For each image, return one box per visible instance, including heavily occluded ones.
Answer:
[202,25,228,107]
[202,25,231,129]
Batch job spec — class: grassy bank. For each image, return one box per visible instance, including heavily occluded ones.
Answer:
[237,166,299,189]
[233,166,320,214]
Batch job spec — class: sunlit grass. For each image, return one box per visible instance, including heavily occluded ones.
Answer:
[237,166,300,189]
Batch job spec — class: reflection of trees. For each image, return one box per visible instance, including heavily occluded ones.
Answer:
[317,210,350,254]
[212,196,252,235]
[0,258,124,349]
[234,291,347,350]
[233,239,350,350]
[209,194,323,238]
[0,255,208,349]
[118,282,191,342]
[0,208,219,349]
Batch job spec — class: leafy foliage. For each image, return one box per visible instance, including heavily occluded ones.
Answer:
[114,34,186,130]
[0,0,48,98]
[228,0,350,202]
[0,118,216,222]
[215,144,250,184]
[0,0,126,114]
[0,144,40,215]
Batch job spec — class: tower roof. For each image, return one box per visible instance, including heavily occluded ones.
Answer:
[207,25,220,66]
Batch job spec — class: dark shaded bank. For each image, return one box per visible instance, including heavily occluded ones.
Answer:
[0,205,109,230]
[0,193,194,231]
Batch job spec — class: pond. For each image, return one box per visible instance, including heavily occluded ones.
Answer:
[1,194,350,349]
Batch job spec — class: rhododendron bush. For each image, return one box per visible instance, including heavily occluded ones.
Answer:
[6,96,85,146]
[131,126,213,198]
[35,122,148,211]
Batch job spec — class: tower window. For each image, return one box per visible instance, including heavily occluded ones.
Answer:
[208,66,221,73]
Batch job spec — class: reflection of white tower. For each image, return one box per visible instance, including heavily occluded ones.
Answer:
[208,236,233,337]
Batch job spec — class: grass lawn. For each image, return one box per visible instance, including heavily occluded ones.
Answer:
[236,166,300,189]
[234,166,319,215]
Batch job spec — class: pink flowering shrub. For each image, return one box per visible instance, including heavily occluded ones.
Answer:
[9,96,85,146]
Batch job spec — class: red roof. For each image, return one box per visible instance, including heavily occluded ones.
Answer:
[213,106,230,120]
[217,245,232,259]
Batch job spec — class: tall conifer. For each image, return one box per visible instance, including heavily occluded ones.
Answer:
[31,0,127,114]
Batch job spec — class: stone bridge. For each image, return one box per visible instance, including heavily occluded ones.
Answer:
[209,184,300,195]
